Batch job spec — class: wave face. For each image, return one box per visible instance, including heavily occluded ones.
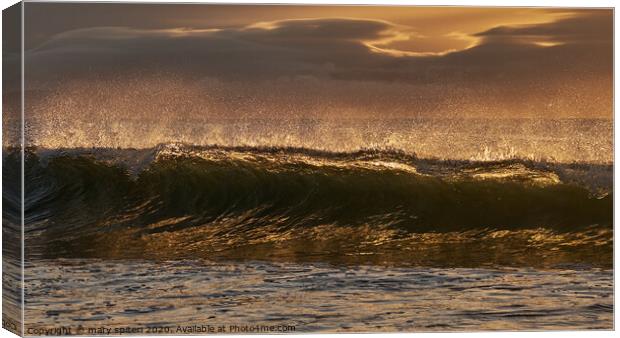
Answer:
[4,144,612,268]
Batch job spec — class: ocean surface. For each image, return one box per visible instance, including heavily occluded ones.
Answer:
[2,118,614,333]
[23,260,612,332]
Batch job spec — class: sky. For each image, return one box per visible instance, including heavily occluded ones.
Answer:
[9,4,615,119]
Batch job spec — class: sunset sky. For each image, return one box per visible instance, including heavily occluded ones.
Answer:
[9,4,614,119]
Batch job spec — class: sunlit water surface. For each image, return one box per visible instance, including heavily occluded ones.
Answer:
[24,259,612,333]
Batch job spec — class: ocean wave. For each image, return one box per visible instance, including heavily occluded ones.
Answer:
[2,144,613,265]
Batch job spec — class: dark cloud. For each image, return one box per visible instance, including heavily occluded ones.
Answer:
[475,10,612,45]
[25,17,395,81]
[244,18,395,41]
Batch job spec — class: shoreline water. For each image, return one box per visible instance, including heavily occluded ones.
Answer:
[20,258,613,333]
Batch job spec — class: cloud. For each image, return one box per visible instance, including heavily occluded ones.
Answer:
[245,17,396,41]
[26,12,611,79]
[475,10,612,45]
[25,17,401,83]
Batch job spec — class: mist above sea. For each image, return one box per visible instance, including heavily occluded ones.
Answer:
[8,117,612,164]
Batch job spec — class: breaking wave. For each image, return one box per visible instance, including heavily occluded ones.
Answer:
[3,144,613,267]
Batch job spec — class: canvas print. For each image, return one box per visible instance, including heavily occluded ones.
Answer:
[2,2,613,335]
